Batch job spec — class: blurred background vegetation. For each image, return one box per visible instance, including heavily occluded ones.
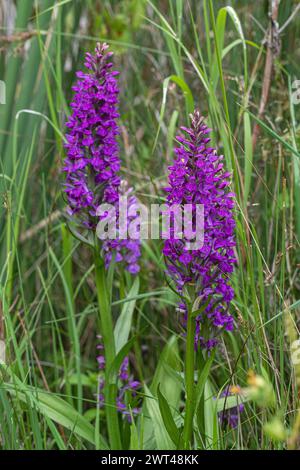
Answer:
[0,0,300,450]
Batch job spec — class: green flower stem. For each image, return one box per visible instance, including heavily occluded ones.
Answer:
[94,252,121,450]
[182,302,196,449]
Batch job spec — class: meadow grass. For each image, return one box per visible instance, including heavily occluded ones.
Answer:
[0,0,299,450]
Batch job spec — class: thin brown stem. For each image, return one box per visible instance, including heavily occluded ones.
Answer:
[252,0,281,152]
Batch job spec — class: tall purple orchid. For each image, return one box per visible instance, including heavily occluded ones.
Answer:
[163,110,236,349]
[163,110,236,448]
[62,43,141,449]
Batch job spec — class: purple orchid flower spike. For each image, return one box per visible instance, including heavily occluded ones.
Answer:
[63,43,120,226]
[163,110,237,349]
[62,42,140,273]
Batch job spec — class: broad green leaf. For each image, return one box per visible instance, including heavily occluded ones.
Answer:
[151,335,182,410]
[129,417,141,450]
[204,380,219,450]
[157,385,181,447]
[143,336,182,449]
[194,351,215,414]
[144,385,175,450]
[114,277,140,353]
[108,336,137,384]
